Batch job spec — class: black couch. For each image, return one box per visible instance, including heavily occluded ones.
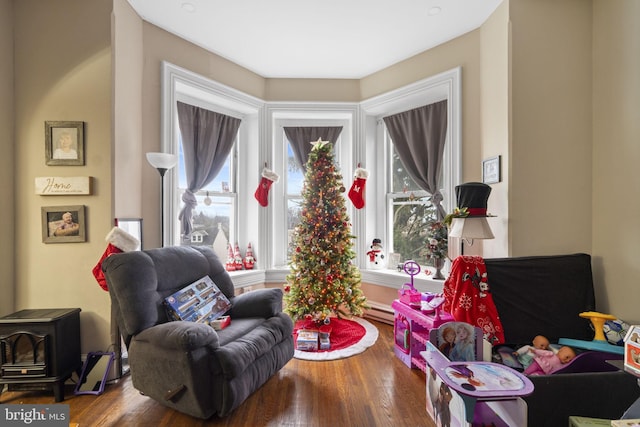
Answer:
[484,253,640,426]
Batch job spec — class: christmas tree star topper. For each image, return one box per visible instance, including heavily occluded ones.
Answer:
[311,137,329,151]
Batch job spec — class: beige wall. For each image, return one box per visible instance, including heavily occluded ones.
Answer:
[12,0,114,352]
[265,78,360,102]
[592,0,640,322]
[509,0,593,257]
[478,1,510,258]
[112,0,144,219]
[0,0,15,315]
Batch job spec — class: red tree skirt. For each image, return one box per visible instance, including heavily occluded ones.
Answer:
[293,317,378,361]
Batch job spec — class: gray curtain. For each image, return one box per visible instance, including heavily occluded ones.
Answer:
[283,127,343,168]
[382,100,448,219]
[177,101,241,237]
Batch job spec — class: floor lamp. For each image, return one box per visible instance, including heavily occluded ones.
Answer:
[146,152,178,247]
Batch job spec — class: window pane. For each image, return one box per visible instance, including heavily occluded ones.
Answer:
[391,196,437,262]
[175,132,236,248]
[287,197,303,259]
[181,194,233,246]
[285,141,304,261]
[177,141,233,193]
[286,144,304,195]
[391,147,422,193]
[284,140,339,261]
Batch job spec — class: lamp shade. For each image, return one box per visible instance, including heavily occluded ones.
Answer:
[146,152,178,170]
[449,217,494,240]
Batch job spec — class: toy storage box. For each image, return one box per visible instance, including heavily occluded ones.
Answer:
[423,323,533,427]
[425,358,528,427]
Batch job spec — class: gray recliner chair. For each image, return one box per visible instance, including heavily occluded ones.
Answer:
[102,245,294,419]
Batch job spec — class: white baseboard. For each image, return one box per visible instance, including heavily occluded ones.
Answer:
[364,300,394,325]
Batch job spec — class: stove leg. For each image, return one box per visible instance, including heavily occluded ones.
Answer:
[53,382,65,402]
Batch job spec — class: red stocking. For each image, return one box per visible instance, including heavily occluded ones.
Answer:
[254,167,279,207]
[92,243,123,291]
[348,167,368,209]
[92,227,140,291]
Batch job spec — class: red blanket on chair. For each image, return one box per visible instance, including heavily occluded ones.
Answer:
[443,255,505,345]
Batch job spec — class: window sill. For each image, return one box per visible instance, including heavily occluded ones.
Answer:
[360,268,448,293]
[229,266,449,294]
[228,269,266,289]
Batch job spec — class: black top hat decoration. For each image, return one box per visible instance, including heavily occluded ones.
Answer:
[455,182,496,217]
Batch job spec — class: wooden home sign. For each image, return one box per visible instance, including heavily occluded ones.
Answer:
[35,176,91,195]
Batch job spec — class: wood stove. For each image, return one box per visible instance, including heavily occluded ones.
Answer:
[0,308,81,402]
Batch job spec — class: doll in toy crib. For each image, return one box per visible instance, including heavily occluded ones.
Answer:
[523,345,576,375]
[513,335,551,369]
[495,334,577,374]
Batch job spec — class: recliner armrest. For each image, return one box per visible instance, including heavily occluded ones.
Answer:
[230,288,284,319]
[134,321,219,351]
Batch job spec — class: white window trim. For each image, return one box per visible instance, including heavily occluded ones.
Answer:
[161,61,264,248]
[359,67,462,283]
[161,62,460,289]
[263,103,359,269]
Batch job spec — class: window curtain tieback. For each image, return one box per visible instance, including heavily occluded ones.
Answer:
[178,190,198,236]
[431,190,446,219]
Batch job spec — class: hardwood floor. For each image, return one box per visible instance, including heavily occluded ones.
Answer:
[0,320,436,427]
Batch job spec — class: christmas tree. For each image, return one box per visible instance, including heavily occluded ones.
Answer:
[284,139,367,324]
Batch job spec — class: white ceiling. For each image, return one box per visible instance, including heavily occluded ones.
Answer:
[127,0,503,79]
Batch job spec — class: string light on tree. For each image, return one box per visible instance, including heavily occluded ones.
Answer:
[284,139,368,325]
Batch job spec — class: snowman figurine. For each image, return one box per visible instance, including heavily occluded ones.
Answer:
[366,238,386,269]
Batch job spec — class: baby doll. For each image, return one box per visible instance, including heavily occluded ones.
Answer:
[524,345,576,375]
[513,335,550,368]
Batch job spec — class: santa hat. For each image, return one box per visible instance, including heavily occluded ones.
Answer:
[92,227,140,291]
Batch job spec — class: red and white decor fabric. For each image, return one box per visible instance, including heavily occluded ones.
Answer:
[443,255,505,346]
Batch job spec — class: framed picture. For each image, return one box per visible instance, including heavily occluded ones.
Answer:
[115,218,142,250]
[482,155,501,184]
[42,205,86,243]
[45,121,84,166]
